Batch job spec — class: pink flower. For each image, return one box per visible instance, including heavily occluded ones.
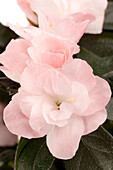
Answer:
[0,39,31,82]
[17,0,108,34]
[0,27,77,83]
[0,103,17,147]
[37,12,90,42]
[17,0,38,26]
[3,59,111,159]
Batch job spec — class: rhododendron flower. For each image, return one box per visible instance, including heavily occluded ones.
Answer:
[36,12,90,42]
[0,27,77,83]
[0,103,17,147]
[3,59,111,159]
[17,0,108,34]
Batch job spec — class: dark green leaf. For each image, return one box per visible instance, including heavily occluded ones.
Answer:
[76,47,113,76]
[15,137,55,170]
[106,97,113,120]
[0,77,19,96]
[0,88,10,104]
[79,32,113,58]
[0,23,18,53]
[63,127,113,170]
[104,2,113,30]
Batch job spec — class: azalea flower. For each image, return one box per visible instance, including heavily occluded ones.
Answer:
[17,0,108,34]
[0,102,17,147]
[0,26,79,83]
[3,59,111,159]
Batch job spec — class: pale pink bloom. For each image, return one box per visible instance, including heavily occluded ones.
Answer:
[4,59,111,159]
[36,12,91,42]
[0,103,17,147]
[0,39,31,83]
[17,0,108,34]
[0,27,77,83]
[8,14,89,43]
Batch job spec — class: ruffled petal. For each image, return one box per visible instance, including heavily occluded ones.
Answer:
[83,109,107,135]
[62,59,96,92]
[0,39,30,82]
[72,82,90,116]
[29,97,51,136]
[3,93,40,139]
[85,76,111,115]
[43,100,68,127]
[21,62,71,97]
[47,115,84,159]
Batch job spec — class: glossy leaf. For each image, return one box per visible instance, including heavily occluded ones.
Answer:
[15,137,55,170]
[79,32,113,58]
[75,47,113,76]
[63,127,113,170]
[0,23,18,54]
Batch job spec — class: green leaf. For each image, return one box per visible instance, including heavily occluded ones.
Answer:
[0,77,19,96]
[79,32,113,57]
[0,23,18,53]
[0,88,10,104]
[63,127,113,170]
[76,47,113,76]
[104,2,113,30]
[106,97,113,120]
[15,137,55,170]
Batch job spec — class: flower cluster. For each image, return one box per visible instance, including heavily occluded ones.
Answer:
[0,0,111,159]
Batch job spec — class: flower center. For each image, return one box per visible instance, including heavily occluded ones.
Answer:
[56,101,61,107]
[56,97,75,110]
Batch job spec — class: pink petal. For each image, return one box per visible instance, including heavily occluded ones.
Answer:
[38,11,89,43]
[62,59,96,92]
[0,39,30,82]
[28,47,65,68]
[21,62,71,97]
[42,100,68,127]
[30,0,60,16]
[20,93,38,118]
[83,109,107,135]
[70,12,95,23]
[83,0,108,34]
[72,82,90,116]
[17,0,38,25]
[68,0,107,33]
[8,23,40,41]
[29,97,51,136]
[50,102,74,121]
[47,115,84,159]
[85,76,111,115]
[31,32,75,62]
[3,93,40,139]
